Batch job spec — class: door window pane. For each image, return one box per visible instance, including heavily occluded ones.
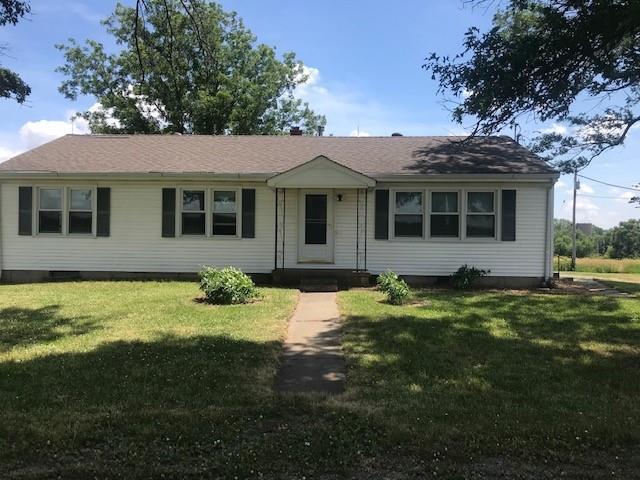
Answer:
[431,192,458,213]
[431,215,459,237]
[305,194,327,245]
[39,188,62,210]
[466,215,495,237]
[70,189,92,210]
[467,192,494,213]
[395,192,422,214]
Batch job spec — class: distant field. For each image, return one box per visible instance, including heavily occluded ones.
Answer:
[555,256,640,273]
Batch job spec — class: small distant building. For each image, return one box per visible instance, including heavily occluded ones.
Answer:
[577,223,593,235]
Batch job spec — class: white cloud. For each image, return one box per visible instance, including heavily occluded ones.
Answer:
[295,65,466,136]
[542,123,568,135]
[555,180,567,190]
[0,112,90,163]
[0,146,23,162]
[616,191,635,203]
[349,129,371,137]
[578,182,594,194]
[19,119,88,150]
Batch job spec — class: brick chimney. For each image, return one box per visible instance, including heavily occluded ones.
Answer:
[289,126,302,136]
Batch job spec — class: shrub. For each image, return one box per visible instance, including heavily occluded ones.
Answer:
[386,278,410,305]
[377,270,410,305]
[199,266,259,304]
[376,270,399,292]
[450,265,489,290]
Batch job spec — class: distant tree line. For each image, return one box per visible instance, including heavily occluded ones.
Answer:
[554,219,640,259]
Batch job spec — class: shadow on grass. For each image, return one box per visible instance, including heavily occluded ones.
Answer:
[342,291,640,452]
[0,305,100,352]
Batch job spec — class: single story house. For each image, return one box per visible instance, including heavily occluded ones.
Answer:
[0,133,558,286]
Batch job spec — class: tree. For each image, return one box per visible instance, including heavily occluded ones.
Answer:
[424,1,640,184]
[609,219,640,259]
[1,0,31,103]
[56,0,325,135]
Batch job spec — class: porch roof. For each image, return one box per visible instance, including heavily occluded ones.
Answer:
[266,155,376,188]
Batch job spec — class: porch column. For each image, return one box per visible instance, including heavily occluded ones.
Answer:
[356,188,368,271]
[275,188,286,269]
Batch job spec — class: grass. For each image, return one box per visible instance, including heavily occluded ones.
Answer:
[338,288,640,476]
[0,281,299,478]
[2,281,640,477]
[555,256,640,273]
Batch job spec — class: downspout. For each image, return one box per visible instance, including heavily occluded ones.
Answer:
[543,183,554,283]
[0,183,3,282]
[356,189,360,272]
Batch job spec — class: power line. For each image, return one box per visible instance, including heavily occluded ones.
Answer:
[577,174,640,192]
[577,193,631,199]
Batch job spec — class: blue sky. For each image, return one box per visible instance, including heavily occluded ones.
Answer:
[0,0,637,227]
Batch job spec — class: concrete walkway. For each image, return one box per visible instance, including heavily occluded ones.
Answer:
[275,292,345,394]
[571,277,630,297]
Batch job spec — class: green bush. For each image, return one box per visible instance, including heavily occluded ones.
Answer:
[377,270,410,305]
[450,265,489,290]
[199,266,259,304]
[376,270,399,291]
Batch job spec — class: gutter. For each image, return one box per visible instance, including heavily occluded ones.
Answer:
[0,183,3,282]
[0,170,561,183]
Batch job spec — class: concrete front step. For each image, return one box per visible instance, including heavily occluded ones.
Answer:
[300,277,339,292]
[272,269,371,290]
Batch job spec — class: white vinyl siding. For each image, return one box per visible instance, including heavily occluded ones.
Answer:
[1,182,274,274]
[0,180,551,278]
[367,184,549,277]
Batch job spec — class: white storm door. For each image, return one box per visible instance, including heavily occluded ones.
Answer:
[297,190,334,263]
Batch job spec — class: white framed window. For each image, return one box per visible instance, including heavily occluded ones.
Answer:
[466,191,496,238]
[212,189,238,236]
[68,188,94,234]
[430,191,459,238]
[38,187,63,234]
[393,190,423,238]
[181,189,206,235]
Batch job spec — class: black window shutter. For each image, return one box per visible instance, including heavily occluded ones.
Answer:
[162,188,176,237]
[501,189,516,241]
[18,186,32,236]
[96,188,111,237]
[374,189,389,240]
[241,189,256,238]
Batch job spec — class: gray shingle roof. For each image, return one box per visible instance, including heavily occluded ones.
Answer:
[0,134,556,176]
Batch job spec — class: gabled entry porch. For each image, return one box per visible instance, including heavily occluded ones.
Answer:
[266,155,376,288]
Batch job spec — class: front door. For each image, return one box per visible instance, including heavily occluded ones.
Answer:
[298,190,334,263]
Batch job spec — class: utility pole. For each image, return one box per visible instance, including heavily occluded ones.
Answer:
[571,169,578,271]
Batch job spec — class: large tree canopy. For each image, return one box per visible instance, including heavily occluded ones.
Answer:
[0,0,31,103]
[424,0,640,173]
[57,0,326,135]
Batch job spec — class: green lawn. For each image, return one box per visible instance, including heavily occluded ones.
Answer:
[0,281,299,478]
[338,288,640,476]
[2,282,640,478]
